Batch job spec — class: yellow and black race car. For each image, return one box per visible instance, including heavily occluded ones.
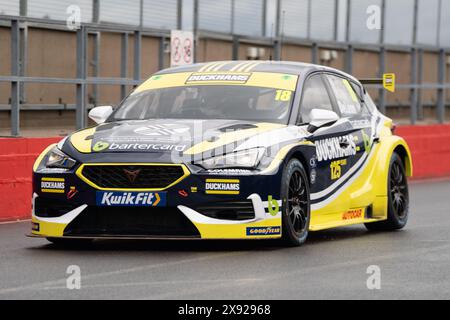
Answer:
[30,61,412,246]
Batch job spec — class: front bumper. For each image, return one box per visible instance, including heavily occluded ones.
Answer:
[31,163,283,240]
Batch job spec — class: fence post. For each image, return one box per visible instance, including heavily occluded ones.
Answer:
[410,48,418,125]
[76,26,87,130]
[11,19,20,137]
[311,43,318,64]
[378,46,386,114]
[159,36,166,70]
[345,44,353,74]
[177,0,182,30]
[417,48,423,120]
[437,49,446,123]
[120,33,129,100]
[134,30,142,84]
[232,35,239,60]
[193,0,198,63]
[92,32,100,106]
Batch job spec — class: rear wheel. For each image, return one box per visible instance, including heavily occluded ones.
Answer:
[281,159,310,246]
[365,153,409,231]
[46,237,93,247]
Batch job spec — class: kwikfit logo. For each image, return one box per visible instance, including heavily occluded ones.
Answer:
[96,191,165,207]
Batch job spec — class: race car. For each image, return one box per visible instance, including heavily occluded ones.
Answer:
[29,60,412,246]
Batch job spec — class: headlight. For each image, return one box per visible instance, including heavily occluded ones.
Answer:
[46,147,77,169]
[197,148,265,169]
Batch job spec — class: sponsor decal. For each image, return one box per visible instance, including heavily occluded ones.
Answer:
[190,186,198,193]
[134,124,190,136]
[342,208,363,220]
[362,130,371,154]
[41,177,65,193]
[205,179,240,195]
[330,159,347,180]
[67,186,78,200]
[267,195,280,216]
[96,191,166,207]
[206,168,253,175]
[94,142,186,152]
[93,141,110,152]
[186,73,250,84]
[246,226,281,236]
[315,134,357,162]
[383,73,395,93]
[350,119,371,129]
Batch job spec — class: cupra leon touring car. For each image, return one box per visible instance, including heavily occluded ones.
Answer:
[30,61,412,246]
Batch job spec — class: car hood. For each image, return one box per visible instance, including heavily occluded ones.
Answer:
[67,118,308,159]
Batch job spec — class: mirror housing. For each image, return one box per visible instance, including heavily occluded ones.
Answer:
[88,106,113,124]
[307,109,339,133]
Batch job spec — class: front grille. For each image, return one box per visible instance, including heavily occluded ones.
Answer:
[80,165,186,189]
[64,206,200,237]
[195,200,255,221]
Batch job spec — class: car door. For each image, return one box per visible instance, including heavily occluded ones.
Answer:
[297,73,357,214]
[323,73,375,211]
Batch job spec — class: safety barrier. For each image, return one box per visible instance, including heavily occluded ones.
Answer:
[0,125,449,221]
[0,137,59,221]
[396,124,450,179]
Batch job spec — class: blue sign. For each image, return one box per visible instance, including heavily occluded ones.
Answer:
[96,191,166,207]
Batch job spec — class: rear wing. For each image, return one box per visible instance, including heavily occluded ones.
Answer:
[359,73,395,93]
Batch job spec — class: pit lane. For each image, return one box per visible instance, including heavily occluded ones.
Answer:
[0,179,449,299]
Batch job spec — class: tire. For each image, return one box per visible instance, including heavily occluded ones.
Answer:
[46,237,93,247]
[365,152,409,231]
[280,158,311,246]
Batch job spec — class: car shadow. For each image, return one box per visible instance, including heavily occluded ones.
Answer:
[26,225,403,253]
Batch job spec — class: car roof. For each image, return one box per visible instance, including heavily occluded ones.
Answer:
[155,60,359,83]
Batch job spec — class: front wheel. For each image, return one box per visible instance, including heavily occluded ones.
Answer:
[365,152,409,231]
[281,159,311,246]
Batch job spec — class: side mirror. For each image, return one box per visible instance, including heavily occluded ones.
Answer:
[88,106,113,124]
[308,108,339,132]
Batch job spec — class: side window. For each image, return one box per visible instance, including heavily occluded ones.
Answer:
[299,74,334,123]
[326,75,362,117]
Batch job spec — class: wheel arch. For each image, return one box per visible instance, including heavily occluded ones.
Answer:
[284,147,312,184]
[393,143,413,177]
[371,135,413,200]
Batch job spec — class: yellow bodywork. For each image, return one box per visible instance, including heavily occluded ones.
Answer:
[32,217,67,237]
[134,72,299,93]
[190,218,282,240]
[309,123,412,231]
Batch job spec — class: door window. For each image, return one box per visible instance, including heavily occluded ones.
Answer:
[326,75,362,117]
[299,75,334,123]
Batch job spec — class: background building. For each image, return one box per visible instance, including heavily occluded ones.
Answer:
[0,0,449,136]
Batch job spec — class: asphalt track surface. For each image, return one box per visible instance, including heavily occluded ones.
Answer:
[0,180,450,300]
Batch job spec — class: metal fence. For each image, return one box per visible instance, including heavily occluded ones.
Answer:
[0,0,449,136]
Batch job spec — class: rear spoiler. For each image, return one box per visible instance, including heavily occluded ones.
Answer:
[359,73,395,93]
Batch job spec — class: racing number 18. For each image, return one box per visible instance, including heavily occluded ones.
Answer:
[275,90,292,101]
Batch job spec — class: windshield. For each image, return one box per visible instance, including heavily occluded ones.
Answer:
[111,85,295,124]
